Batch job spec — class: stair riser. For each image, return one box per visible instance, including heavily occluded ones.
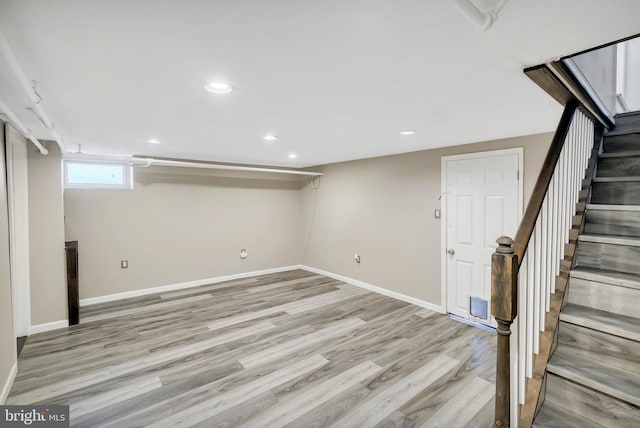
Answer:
[559,320,640,373]
[545,373,640,427]
[591,182,640,205]
[603,134,640,153]
[568,278,640,319]
[584,209,640,238]
[597,156,640,177]
[575,241,640,275]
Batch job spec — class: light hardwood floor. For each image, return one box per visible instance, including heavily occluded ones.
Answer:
[8,269,497,427]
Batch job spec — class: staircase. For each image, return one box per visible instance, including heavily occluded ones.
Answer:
[534,112,640,427]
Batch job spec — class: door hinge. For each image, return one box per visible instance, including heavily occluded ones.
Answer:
[517,170,520,180]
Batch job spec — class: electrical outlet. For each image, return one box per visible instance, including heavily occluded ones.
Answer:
[354,254,361,264]
[240,249,248,259]
[121,259,128,269]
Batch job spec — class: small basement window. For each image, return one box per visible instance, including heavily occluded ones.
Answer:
[64,161,133,189]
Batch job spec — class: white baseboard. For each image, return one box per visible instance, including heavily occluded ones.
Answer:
[0,362,17,404]
[29,320,69,335]
[80,265,302,306]
[299,265,444,314]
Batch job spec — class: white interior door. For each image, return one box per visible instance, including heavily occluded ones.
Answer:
[444,150,520,326]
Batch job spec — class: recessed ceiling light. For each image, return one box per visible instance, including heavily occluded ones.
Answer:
[262,135,278,141]
[146,138,161,144]
[288,153,297,159]
[399,130,417,136]
[204,81,235,94]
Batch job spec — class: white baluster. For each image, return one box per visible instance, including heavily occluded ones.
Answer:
[526,238,535,377]
[550,172,559,291]
[540,197,549,321]
[518,255,527,403]
[533,221,542,353]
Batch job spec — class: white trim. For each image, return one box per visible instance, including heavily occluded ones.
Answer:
[5,128,32,337]
[440,156,448,317]
[299,265,444,313]
[79,265,301,306]
[29,320,69,335]
[616,42,628,103]
[0,362,17,404]
[440,147,524,315]
[440,147,525,162]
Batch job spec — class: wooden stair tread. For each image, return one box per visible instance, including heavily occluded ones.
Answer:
[604,128,640,137]
[543,372,640,427]
[586,204,640,212]
[599,150,640,158]
[578,233,640,247]
[592,176,640,182]
[533,400,606,428]
[571,266,640,290]
[614,111,640,119]
[548,346,640,406]
[560,304,640,342]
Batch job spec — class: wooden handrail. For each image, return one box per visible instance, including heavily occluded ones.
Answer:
[512,100,578,263]
[491,100,582,427]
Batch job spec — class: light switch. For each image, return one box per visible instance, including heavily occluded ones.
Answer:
[434,209,441,219]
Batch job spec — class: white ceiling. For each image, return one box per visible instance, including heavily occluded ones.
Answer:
[0,0,639,167]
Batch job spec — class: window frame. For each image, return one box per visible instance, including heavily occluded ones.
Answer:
[63,161,133,190]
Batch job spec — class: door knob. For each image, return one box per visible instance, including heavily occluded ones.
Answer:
[447,249,455,255]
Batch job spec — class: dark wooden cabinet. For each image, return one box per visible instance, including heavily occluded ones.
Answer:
[65,241,79,325]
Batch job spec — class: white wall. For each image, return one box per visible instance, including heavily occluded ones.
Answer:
[28,142,67,327]
[571,45,617,115]
[624,37,640,111]
[64,167,305,300]
[301,132,553,307]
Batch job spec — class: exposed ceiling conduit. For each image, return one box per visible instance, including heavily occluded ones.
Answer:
[63,153,323,177]
[0,28,65,153]
[449,0,508,30]
[0,96,48,154]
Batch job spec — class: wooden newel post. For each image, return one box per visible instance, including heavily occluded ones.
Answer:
[491,236,518,428]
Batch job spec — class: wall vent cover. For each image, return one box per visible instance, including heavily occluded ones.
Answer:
[470,296,488,320]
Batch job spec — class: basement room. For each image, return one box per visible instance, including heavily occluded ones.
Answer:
[1,1,639,427]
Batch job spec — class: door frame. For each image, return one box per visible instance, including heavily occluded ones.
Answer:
[440,147,524,316]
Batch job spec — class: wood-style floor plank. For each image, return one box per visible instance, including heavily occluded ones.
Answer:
[8,269,497,427]
[239,360,382,428]
[418,376,494,427]
[329,354,459,427]
[148,354,330,427]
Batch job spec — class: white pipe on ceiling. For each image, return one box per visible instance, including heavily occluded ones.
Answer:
[0,97,48,155]
[449,0,508,30]
[63,153,323,177]
[449,0,492,30]
[0,28,65,153]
